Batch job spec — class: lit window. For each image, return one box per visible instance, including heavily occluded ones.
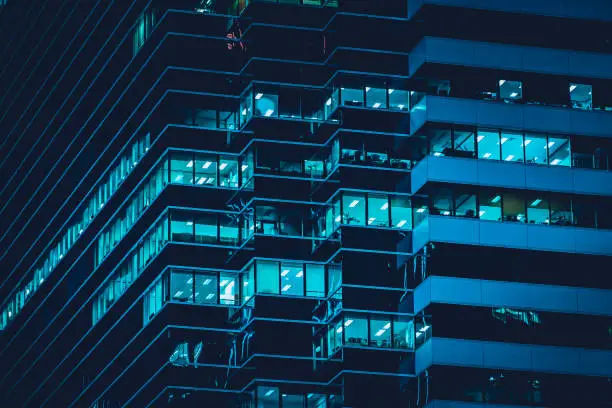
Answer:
[570,83,592,110]
[499,80,522,102]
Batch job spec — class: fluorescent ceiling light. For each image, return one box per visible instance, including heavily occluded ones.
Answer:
[365,87,371,92]
[336,326,343,333]
[281,284,292,292]
[226,281,235,290]
[477,135,485,142]
[491,195,501,203]
[500,137,508,144]
[433,152,442,157]
[375,329,386,337]
[442,211,450,216]
[175,174,183,181]
[551,159,561,165]
[396,220,407,228]
[523,140,532,146]
[570,84,577,92]
[372,102,381,108]
[296,270,303,278]
[242,109,247,115]
[530,199,542,207]
[344,319,354,327]
[349,199,360,208]
[388,89,394,94]
[510,92,519,98]
[197,178,206,185]
[383,322,391,330]
[380,202,389,210]
[368,217,376,224]
[255,93,264,100]
[482,153,492,159]
[417,208,426,213]
[219,163,228,170]
[281,269,289,277]
[479,210,486,217]
[499,80,506,86]
[547,141,555,148]
[174,291,184,297]
[419,325,430,332]
[241,164,248,171]
[397,104,405,109]
[416,332,422,338]
[264,390,275,397]
[264,109,274,117]
[220,279,229,287]
[335,215,342,223]
[202,161,212,169]
[203,278,211,285]
[187,278,193,284]
[186,160,193,168]
[186,221,193,226]
[326,98,332,106]
[504,155,514,161]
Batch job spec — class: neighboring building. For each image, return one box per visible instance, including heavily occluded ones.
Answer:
[1,0,611,406]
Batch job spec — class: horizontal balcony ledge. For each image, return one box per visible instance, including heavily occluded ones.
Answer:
[412,215,612,256]
[411,155,612,196]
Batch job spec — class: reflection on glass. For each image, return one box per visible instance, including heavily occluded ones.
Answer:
[388,88,409,111]
[194,273,217,304]
[219,158,238,188]
[257,260,280,294]
[527,197,549,224]
[570,83,592,110]
[170,153,193,184]
[341,88,364,107]
[548,135,571,166]
[344,316,368,346]
[501,131,524,162]
[343,193,365,225]
[367,194,390,227]
[365,87,387,109]
[370,318,392,347]
[499,80,522,102]
[525,133,548,165]
[455,193,477,218]
[219,274,236,305]
[195,154,217,186]
[477,129,500,160]
[171,271,193,302]
[254,92,278,117]
[393,318,414,349]
[280,262,303,296]
[454,129,476,157]
[479,192,502,221]
[391,196,412,229]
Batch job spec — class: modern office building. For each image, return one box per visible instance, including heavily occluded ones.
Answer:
[0,0,611,406]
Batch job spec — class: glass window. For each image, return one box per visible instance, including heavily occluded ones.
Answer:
[596,202,612,229]
[477,129,500,160]
[431,188,453,216]
[257,386,279,408]
[171,271,194,302]
[328,264,342,297]
[570,83,592,110]
[548,135,571,166]
[195,273,217,304]
[365,87,387,109]
[170,153,193,184]
[502,193,526,223]
[241,150,254,186]
[195,154,217,186]
[340,88,364,107]
[219,216,239,245]
[242,264,254,303]
[393,317,414,349]
[219,158,239,188]
[195,213,218,244]
[329,320,343,355]
[391,196,412,229]
[388,88,409,111]
[550,197,573,226]
[280,262,304,296]
[454,129,476,157]
[344,316,368,346]
[170,214,194,242]
[429,128,452,157]
[455,192,477,218]
[257,260,280,294]
[367,194,390,227]
[219,274,237,305]
[524,133,548,165]
[479,192,502,221]
[526,196,549,225]
[369,318,392,348]
[254,92,278,117]
[305,264,325,297]
[499,80,522,102]
[501,131,524,163]
[342,193,365,225]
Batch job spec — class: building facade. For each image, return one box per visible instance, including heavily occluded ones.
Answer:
[0,0,611,406]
